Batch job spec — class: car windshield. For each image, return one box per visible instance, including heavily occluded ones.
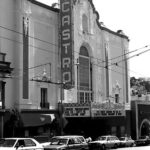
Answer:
[140,136,147,139]
[120,137,125,141]
[50,138,68,145]
[97,137,107,141]
[0,139,16,147]
[78,137,85,143]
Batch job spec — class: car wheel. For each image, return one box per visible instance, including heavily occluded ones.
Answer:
[130,143,134,147]
[101,144,106,150]
[114,144,118,149]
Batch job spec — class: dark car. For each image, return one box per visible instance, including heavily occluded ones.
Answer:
[135,136,150,146]
[43,135,89,150]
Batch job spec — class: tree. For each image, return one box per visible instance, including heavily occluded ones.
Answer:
[4,109,23,137]
[130,77,150,96]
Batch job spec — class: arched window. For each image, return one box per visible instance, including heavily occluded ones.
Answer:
[78,46,92,104]
[82,14,88,33]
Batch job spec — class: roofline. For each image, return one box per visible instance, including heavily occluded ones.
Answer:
[101,26,129,41]
[28,0,129,41]
[88,0,129,41]
[28,0,59,13]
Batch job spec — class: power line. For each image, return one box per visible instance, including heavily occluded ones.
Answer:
[1,24,150,78]
[108,45,150,61]
[1,24,149,65]
[0,25,58,47]
[0,35,58,55]
[109,48,150,67]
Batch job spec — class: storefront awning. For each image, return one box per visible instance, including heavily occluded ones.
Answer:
[21,113,55,127]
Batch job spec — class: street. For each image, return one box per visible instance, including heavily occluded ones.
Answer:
[112,145,150,150]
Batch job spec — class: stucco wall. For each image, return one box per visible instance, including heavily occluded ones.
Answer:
[64,0,129,105]
[0,0,60,110]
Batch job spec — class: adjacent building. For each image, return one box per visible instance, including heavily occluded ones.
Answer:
[0,0,60,137]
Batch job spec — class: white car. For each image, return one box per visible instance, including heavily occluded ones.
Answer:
[119,136,135,147]
[89,135,120,150]
[0,137,44,150]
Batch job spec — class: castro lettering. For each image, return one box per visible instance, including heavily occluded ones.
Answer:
[60,0,72,86]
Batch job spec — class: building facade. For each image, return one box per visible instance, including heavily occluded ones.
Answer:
[0,0,61,137]
[0,0,132,138]
[61,0,130,139]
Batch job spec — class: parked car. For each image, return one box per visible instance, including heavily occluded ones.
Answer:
[0,137,44,150]
[43,135,89,150]
[135,136,150,146]
[119,136,135,147]
[33,136,51,147]
[89,135,120,150]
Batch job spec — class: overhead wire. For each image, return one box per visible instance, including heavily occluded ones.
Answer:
[108,45,150,61]
[0,24,150,78]
[0,24,149,66]
[108,48,150,67]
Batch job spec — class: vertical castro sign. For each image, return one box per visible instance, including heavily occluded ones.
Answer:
[60,0,73,89]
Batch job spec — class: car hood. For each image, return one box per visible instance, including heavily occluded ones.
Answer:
[0,147,14,150]
[90,141,105,144]
[44,144,66,149]
[120,141,126,143]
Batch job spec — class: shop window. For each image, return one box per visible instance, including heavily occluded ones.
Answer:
[120,126,125,137]
[111,126,117,136]
[41,88,49,109]
[115,94,119,103]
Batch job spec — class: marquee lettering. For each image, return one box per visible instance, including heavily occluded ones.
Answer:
[62,16,70,26]
[60,0,73,88]
[62,1,70,12]
[63,58,71,68]
[63,72,71,82]
[62,29,70,41]
[92,110,125,117]
[64,107,90,117]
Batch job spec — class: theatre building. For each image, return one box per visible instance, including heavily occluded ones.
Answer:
[61,0,131,139]
[0,0,131,138]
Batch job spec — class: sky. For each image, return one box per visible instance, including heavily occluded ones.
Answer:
[37,0,150,78]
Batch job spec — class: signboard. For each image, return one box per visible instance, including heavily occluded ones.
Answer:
[64,103,90,117]
[63,102,125,117]
[64,107,90,117]
[60,0,73,89]
[92,110,125,117]
[91,101,125,117]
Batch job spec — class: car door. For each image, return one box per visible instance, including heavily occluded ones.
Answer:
[77,137,88,150]
[73,137,84,150]
[15,139,25,150]
[110,136,117,148]
[17,139,39,150]
[125,137,129,146]
[106,137,112,148]
[67,138,76,150]
[110,137,115,148]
